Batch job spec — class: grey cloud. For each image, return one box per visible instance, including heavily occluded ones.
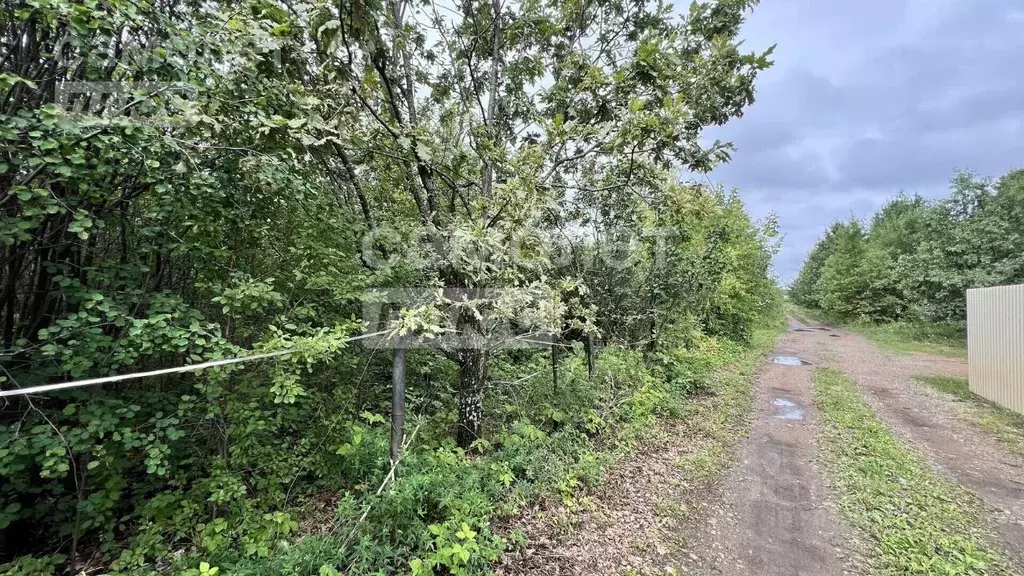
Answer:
[705,0,1024,282]
[719,146,833,190]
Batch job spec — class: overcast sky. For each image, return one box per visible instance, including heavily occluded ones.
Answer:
[706,0,1024,283]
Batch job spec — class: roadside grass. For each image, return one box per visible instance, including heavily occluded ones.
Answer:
[913,375,1024,455]
[813,368,1011,575]
[914,374,976,400]
[852,322,966,359]
[671,323,781,481]
[223,319,786,576]
[789,304,966,359]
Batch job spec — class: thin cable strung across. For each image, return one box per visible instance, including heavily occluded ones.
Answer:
[0,330,391,398]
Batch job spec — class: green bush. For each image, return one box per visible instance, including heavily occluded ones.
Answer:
[180,333,763,576]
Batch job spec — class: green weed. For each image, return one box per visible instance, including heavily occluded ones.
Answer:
[852,322,966,359]
[913,374,974,400]
[813,368,1010,575]
[219,330,779,576]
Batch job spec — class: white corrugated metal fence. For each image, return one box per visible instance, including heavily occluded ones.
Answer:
[967,284,1024,415]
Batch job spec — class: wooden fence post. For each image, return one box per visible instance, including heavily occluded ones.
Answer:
[390,336,406,466]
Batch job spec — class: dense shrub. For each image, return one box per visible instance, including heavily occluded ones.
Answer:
[0,0,780,572]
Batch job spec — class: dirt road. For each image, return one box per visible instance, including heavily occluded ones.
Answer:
[801,319,1024,568]
[693,317,1024,574]
[510,319,1024,575]
[693,321,858,575]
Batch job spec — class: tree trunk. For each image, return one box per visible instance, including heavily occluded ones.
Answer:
[390,339,406,465]
[646,317,657,356]
[586,334,595,380]
[456,348,488,448]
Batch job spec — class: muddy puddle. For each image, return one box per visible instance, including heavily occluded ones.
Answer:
[770,356,812,366]
[772,398,805,421]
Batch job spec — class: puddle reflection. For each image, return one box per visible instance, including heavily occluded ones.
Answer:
[773,398,805,420]
[771,356,812,366]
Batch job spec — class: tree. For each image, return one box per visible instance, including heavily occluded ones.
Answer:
[793,168,1024,325]
[816,219,867,318]
[304,0,774,445]
[789,221,843,309]
[0,0,778,569]
[852,195,928,321]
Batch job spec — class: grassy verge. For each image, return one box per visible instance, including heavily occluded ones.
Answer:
[849,323,966,359]
[672,325,779,480]
[813,368,1011,575]
[517,321,785,574]
[914,375,1024,455]
[790,304,966,359]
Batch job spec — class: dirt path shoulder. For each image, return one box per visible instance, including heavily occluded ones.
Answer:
[796,319,1024,568]
[501,336,773,575]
